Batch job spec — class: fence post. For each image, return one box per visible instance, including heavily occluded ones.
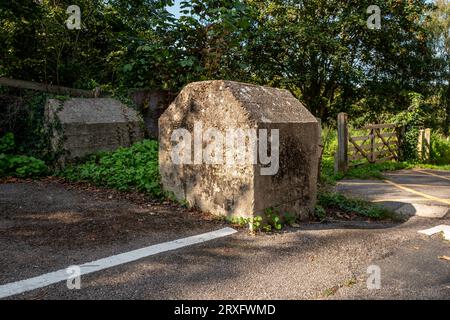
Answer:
[424,128,431,162]
[396,126,405,160]
[418,129,424,160]
[418,128,431,162]
[335,112,348,174]
[317,117,323,181]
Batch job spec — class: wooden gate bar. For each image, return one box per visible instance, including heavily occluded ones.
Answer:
[335,113,402,172]
[375,128,398,159]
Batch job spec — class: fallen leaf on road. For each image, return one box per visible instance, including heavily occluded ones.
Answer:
[438,255,450,261]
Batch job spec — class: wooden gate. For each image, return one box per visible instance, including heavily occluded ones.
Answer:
[335,113,400,173]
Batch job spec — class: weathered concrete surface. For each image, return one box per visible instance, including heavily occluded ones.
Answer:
[45,98,144,162]
[159,80,320,219]
[130,89,175,139]
[337,169,450,218]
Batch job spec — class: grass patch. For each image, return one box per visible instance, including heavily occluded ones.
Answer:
[413,163,450,171]
[321,156,450,185]
[320,156,411,184]
[343,161,411,179]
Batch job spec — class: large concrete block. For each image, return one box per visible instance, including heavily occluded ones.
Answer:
[159,80,320,220]
[45,98,144,163]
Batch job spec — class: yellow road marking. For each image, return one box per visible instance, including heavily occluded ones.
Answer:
[371,198,438,203]
[404,184,450,188]
[384,172,427,176]
[339,182,385,186]
[343,182,450,188]
[414,169,450,182]
[383,179,450,206]
[340,181,450,189]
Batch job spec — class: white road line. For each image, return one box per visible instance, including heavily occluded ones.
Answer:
[418,225,450,240]
[0,227,237,299]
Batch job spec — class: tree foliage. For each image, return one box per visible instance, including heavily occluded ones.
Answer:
[0,0,448,128]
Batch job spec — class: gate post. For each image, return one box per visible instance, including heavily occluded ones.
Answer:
[418,128,431,162]
[424,128,431,162]
[317,117,323,181]
[335,112,348,174]
[418,129,424,160]
[370,128,375,163]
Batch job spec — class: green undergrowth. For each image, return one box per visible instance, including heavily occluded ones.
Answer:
[413,163,450,171]
[321,157,450,185]
[226,207,297,233]
[320,156,411,184]
[316,192,397,220]
[0,133,48,178]
[61,139,162,197]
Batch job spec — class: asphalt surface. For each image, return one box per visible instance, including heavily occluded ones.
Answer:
[1,172,450,300]
[337,169,450,218]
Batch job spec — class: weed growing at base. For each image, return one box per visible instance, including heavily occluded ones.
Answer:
[226,207,297,233]
[317,192,394,220]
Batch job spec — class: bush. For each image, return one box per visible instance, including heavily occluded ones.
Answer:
[430,133,450,165]
[399,127,420,162]
[0,132,15,154]
[0,132,48,178]
[389,92,431,161]
[0,154,48,178]
[0,89,61,164]
[61,140,162,197]
[321,126,338,158]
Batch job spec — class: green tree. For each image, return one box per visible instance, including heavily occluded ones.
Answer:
[244,0,437,121]
[426,0,449,134]
[174,0,253,82]
[0,0,443,126]
[0,0,175,89]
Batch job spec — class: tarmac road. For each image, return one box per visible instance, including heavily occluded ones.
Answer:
[337,169,450,218]
[0,173,449,300]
